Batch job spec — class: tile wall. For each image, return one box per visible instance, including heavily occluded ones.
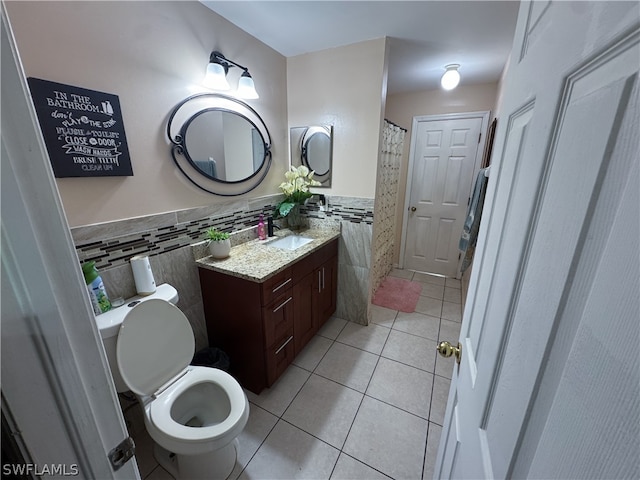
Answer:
[303,196,374,325]
[72,195,375,349]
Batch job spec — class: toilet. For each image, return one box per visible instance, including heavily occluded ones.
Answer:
[97,285,249,479]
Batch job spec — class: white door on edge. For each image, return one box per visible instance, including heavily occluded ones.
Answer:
[1,10,139,479]
[403,114,484,277]
[435,2,639,479]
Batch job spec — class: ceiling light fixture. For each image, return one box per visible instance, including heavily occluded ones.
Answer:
[204,51,259,99]
[441,64,461,91]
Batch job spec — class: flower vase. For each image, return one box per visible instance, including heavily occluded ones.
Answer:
[286,204,303,230]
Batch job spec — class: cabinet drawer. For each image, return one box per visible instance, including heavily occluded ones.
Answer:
[261,267,293,305]
[265,329,295,386]
[263,291,293,348]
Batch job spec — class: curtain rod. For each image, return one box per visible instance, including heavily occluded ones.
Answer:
[384,118,407,132]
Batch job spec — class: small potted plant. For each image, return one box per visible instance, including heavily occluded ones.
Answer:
[205,227,231,259]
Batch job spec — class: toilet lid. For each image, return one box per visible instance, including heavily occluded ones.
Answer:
[116,299,195,396]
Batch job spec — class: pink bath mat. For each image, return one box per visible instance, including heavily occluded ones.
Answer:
[372,276,422,313]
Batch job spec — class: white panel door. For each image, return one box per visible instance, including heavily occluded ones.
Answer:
[403,114,484,277]
[435,2,639,478]
[1,9,139,479]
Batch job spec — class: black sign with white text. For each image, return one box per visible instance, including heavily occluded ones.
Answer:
[27,78,133,177]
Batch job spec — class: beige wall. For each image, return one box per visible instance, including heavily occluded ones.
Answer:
[5,1,288,228]
[494,54,512,118]
[385,83,499,265]
[287,38,388,198]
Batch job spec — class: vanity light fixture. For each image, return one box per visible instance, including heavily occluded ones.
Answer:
[441,64,461,90]
[204,51,259,99]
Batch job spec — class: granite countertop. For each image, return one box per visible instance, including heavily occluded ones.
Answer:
[196,226,341,283]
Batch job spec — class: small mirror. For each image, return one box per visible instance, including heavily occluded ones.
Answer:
[290,125,333,187]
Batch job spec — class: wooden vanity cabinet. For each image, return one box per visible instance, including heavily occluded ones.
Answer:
[198,238,338,394]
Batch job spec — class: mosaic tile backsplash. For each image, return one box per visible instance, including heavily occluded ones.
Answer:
[74,194,375,349]
[73,195,374,271]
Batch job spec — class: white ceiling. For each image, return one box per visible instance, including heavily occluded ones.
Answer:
[200,1,520,94]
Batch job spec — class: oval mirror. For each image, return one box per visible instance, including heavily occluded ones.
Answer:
[167,93,271,196]
[183,109,266,183]
[302,126,331,176]
[289,125,333,187]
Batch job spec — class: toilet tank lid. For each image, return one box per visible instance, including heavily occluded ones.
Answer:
[95,283,179,339]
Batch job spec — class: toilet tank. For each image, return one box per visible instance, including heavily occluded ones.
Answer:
[96,283,179,392]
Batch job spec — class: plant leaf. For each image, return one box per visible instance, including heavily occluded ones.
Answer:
[278,202,295,217]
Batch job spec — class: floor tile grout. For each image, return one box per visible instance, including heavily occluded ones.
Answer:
[286,346,453,403]
[233,403,279,480]
[338,452,395,479]
[238,286,458,478]
[140,270,461,480]
[243,320,391,479]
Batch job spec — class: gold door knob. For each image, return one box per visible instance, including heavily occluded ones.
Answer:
[437,341,462,364]
[410,206,417,212]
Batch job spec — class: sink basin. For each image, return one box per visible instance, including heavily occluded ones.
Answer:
[268,235,314,251]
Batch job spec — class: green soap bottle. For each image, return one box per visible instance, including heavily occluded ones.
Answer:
[82,261,111,315]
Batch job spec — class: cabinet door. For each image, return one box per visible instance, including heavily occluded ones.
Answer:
[316,255,338,327]
[199,267,266,393]
[293,272,315,355]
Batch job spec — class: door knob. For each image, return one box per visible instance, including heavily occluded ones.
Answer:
[437,341,462,364]
[410,206,417,212]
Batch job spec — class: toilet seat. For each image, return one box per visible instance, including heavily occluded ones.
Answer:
[149,366,248,443]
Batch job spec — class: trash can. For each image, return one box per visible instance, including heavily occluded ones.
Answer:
[191,347,230,372]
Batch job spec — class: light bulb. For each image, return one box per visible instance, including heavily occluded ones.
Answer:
[236,71,259,99]
[203,62,230,90]
[441,64,461,90]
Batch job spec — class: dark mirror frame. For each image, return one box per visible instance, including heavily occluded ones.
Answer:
[167,93,272,196]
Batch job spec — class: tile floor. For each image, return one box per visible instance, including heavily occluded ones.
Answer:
[130,270,463,480]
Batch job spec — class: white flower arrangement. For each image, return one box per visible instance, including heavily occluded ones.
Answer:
[275,165,321,217]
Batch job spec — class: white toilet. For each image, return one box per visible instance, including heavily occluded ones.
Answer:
[97,284,249,479]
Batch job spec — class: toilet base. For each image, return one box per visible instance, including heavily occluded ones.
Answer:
[153,439,238,480]
[153,443,178,478]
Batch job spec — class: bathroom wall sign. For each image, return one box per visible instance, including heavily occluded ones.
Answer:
[27,77,133,177]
